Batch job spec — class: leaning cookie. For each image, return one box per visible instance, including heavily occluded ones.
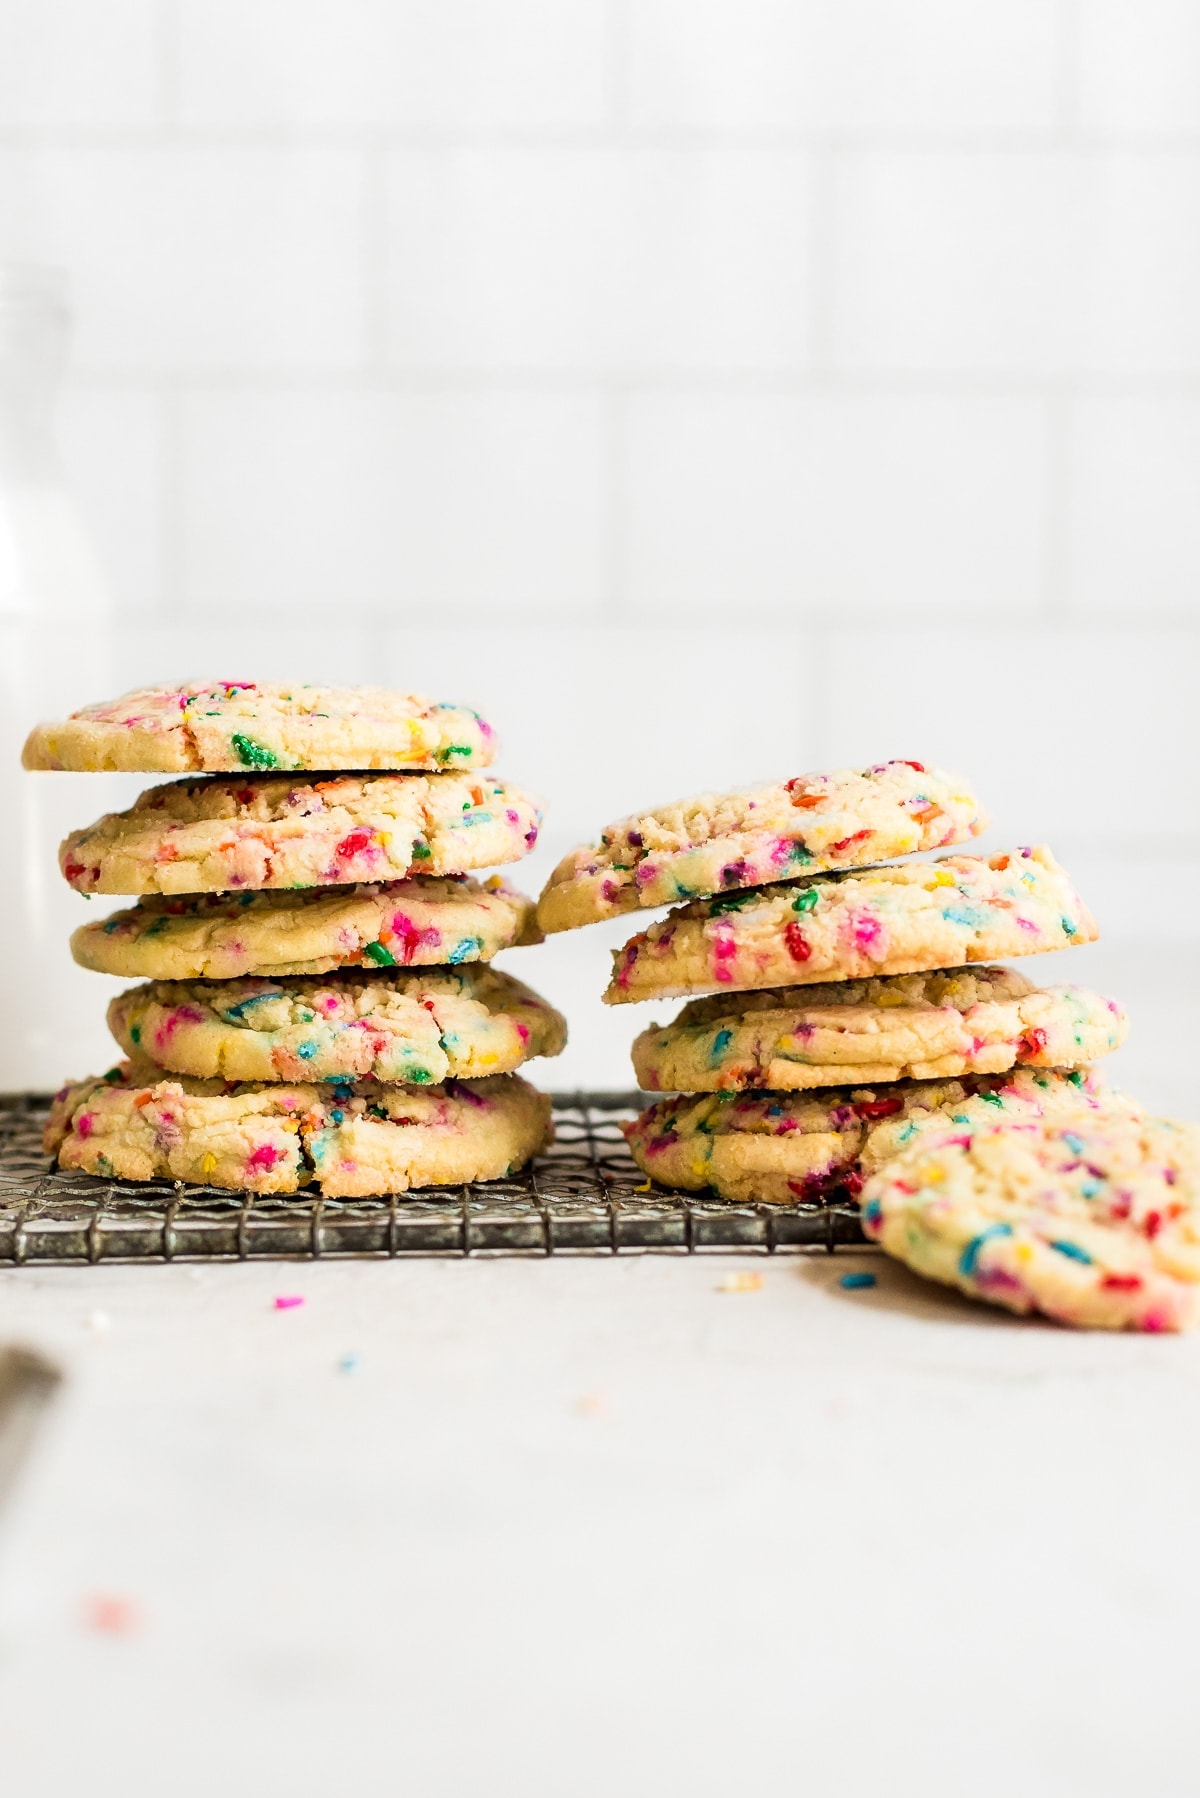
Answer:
[60,772,542,897]
[622,1068,1133,1207]
[72,876,540,982]
[46,1061,552,1198]
[606,846,1096,1005]
[861,1112,1200,1332]
[108,967,566,1086]
[538,761,985,933]
[24,680,495,773]
[632,967,1126,1093]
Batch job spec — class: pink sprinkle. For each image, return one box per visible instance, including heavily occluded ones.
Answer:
[246,1143,282,1172]
[852,913,882,951]
[274,1295,304,1311]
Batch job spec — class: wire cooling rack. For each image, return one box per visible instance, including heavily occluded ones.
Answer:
[0,1091,867,1265]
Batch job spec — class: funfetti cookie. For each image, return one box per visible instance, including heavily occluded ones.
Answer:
[622,1068,1135,1207]
[631,967,1126,1093]
[71,877,540,982]
[108,967,566,1086]
[23,681,495,773]
[861,1111,1200,1332]
[537,761,985,933]
[46,1061,552,1198]
[606,847,1096,1005]
[60,772,542,897]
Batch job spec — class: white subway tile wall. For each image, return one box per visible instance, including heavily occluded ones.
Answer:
[2,0,1195,1090]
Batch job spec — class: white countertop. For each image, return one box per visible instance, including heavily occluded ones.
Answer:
[1,943,1197,1798]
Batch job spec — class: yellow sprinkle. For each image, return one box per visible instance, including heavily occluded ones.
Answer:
[200,1152,216,1175]
[634,1179,652,1193]
[1016,1241,1034,1265]
[717,1271,763,1293]
[917,1162,945,1185]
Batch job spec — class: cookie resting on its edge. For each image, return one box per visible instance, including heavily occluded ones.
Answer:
[862,1111,1200,1332]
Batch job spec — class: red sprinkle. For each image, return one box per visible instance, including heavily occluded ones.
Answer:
[1101,1273,1142,1291]
[335,828,374,861]
[784,921,812,962]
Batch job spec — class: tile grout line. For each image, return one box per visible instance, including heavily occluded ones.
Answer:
[155,0,182,130]
[1041,386,1073,619]
[360,139,390,371]
[155,386,185,616]
[601,387,628,620]
[1054,0,1082,142]
[806,141,838,375]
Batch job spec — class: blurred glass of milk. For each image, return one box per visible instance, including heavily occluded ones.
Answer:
[0,265,118,1091]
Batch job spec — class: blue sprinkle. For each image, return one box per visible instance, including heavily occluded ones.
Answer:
[1063,1132,1085,1155]
[711,1028,733,1064]
[839,1271,877,1290]
[959,1222,1013,1277]
[447,936,482,964]
[863,1198,882,1225]
[1050,1238,1092,1264]
[1060,916,1076,935]
[296,1039,318,1060]
[942,905,985,928]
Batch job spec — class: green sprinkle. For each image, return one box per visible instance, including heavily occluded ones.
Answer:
[129,1024,141,1045]
[412,842,432,860]
[435,744,472,763]
[708,891,756,916]
[363,941,397,966]
[231,732,279,770]
[791,887,819,914]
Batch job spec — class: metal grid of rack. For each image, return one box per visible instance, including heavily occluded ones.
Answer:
[0,1091,868,1264]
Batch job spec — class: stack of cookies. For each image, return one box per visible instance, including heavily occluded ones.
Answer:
[534,762,1200,1331]
[27,681,563,1196]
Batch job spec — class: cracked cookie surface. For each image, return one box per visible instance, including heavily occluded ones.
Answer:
[632,966,1126,1092]
[60,772,541,897]
[606,847,1096,1005]
[46,1060,552,1197]
[622,1067,1134,1206]
[24,680,495,773]
[862,1110,1200,1331]
[71,876,540,981]
[538,760,985,933]
[108,966,566,1086]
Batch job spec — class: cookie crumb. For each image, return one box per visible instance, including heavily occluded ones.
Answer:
[574,1391,610,1417]
[85,1310,111,1332]
[717,1271,763,1293]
